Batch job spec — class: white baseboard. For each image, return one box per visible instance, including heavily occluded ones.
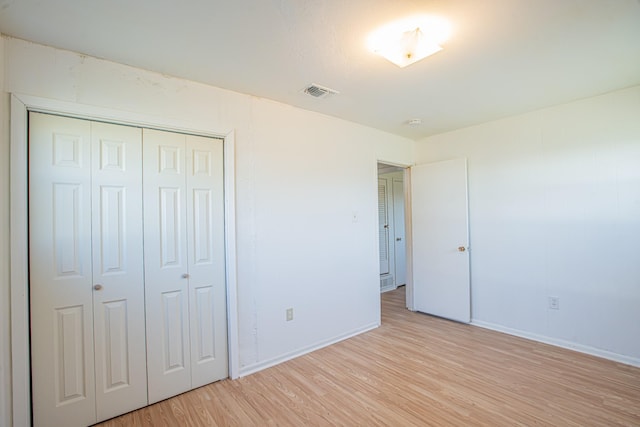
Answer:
[237,318,639,379]
[471,319,640,368]
[239,322,380,377]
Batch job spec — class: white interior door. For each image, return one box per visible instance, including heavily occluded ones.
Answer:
[143,129,228,403]
[90,122,148,421]
[185,135,228,388]
[143,129,192,403]
[411,158,470,323]
[378,178,391,275]
[29,114,148,426]
[392,177,406,286]
[30,113,96,427]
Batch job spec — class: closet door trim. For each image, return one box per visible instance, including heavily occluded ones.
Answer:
[9,93,240,427]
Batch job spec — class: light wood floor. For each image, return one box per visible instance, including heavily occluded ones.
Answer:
[98,286,640,426]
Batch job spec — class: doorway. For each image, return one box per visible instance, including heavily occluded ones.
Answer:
[377,162,407,293]
[376,158,471,323]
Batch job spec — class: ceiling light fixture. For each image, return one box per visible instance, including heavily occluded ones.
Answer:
[368,16,451,68]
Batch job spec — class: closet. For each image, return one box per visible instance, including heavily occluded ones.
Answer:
[29,113,227,426]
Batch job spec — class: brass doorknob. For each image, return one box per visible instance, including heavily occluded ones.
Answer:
[93,284,103,291]
[458,246,466,252]
[182,273,190,279]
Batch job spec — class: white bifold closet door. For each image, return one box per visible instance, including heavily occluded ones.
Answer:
[29,113,147,426]
[30,113,228,426]
[143,128,228,404]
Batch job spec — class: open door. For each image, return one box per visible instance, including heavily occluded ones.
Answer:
[411,158,470,323]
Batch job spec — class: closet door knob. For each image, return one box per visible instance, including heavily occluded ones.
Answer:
[458,246,466,252]
[182,273,190,279]
[93,284,103,291]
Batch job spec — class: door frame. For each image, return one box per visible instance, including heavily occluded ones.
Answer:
[10,93,240,426]
[376,160,414,310]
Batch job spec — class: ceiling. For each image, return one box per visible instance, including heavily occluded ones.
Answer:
[1,0,639,140]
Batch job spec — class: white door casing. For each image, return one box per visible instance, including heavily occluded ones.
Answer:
[411,158,471,323]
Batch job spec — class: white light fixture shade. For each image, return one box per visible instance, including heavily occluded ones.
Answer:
[375,28,442,68]
[368,16,451,68]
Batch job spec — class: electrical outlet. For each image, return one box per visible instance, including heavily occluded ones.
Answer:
[548,296,560,310]
[286,308,294,321]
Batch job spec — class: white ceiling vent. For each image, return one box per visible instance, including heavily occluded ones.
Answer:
[302,83,339,99]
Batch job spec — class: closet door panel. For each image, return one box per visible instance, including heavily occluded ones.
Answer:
[91,122,147,421]
[378,178,390,276]
[143,129,191,404]
[186,135,228,387]
[29,113,96,427]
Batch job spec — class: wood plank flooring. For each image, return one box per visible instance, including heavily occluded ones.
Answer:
[97,286,640,426]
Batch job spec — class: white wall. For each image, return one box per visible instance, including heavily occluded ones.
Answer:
[416,86,640,365]
[1,36,414,422]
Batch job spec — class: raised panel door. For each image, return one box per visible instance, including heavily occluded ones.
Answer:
[185,135,228,388]
[29,113,96,427]
[143,128,191,404]
[90,122,147,421]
